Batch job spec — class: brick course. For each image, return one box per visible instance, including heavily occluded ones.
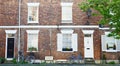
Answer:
[0,0,117,60]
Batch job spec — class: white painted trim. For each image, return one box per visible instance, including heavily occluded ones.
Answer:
[61,2,73,6]
[83,30,94,58]
[7,58,13,60]
[99,28,115,30]
[59,25,98,28]
[105,32,110,35]
[5,30,16,60]
[82,30,94,34]
[99,28,109,30]
[26,30,39,34]
[5,31,16,59]
[61,20,72,23]
[27,3,40,6]
[5,30,17,34]
[61,29,73,34]
[28,21,39,23]
[26,51,39,52]
[0,26,18,28]
[27,3,39,23]
[106,50,117,52]
[5,37,15,60]
[0,25,99,28]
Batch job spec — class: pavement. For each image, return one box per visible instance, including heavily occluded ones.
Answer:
[0,64,120,66]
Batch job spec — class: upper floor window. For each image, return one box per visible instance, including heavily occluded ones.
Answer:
[61,2,73,23]
[101,32,120,52]
[27,3,40,23]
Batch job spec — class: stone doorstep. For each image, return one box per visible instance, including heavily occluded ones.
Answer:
[55,59,68,63]
[106,60,119,63]
[34,60,41,64]
[95,60,101,64]
[94,60,119,64]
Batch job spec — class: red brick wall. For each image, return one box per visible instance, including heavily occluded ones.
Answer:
[0,29,6,57]
[0,0,101,25]
[103,52,120,60]
[93,29,101,60]
[19,0,100,25]
[0,28,18,58]
[0,0,116,60]
[0,0,18,26]
[20,28,102,60]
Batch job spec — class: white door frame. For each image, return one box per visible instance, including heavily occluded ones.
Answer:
[5,30,17,60]
[82,30,94,58]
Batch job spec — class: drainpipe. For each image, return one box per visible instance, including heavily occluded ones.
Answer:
[18,0,21,62]
[49,0,53,56]
[49,28,52,56]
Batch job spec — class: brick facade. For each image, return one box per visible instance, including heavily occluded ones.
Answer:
[0,0,119,60]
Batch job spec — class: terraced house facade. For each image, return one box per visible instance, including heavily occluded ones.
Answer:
[0,0,120,62]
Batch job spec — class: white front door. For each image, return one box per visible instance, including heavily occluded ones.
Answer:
[84,34,94,58]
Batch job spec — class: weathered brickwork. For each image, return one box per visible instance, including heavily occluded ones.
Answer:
[0,0,18,26]
[93,29,101,60]
[18,28,101,60]
[0,29,6,57]
[20,0,100,25]
[0,0,118,60]
[102,52,120,60]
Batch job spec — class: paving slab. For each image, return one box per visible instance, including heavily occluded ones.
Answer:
[0,64,120,66]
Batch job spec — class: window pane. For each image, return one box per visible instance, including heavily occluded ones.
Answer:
[62,6,72,21]
[28,34,38,51]
[28,6,38,22]
[62,34,72,48]
[84,34,91,37]
[106,36,116,50]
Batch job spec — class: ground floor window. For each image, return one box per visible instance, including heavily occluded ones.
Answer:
[101,32,120,52]
[62,34,72,51]
[57,29,77,52]
[27,30,39,52]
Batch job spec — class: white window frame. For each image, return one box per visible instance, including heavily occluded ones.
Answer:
[82,30,94,58]
[5,30,17,60]
[57,29,78,52]
[62,34,72,51]
[102,32,117,52]
[27,3,40,23]
[61,2,73,23]
[61,29,73,52]
[26,30,39,52]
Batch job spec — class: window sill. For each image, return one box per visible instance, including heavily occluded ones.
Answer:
[105,50,117,52]
[6,58,13,60]
[61,51,74,52]
[26,51,39,52]
[61,22,73,23]
[28,21,39,23]
[61,20,72,23]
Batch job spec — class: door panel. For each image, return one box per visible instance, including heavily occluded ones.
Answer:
[84,35,94,58]
[7,38,14,58]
